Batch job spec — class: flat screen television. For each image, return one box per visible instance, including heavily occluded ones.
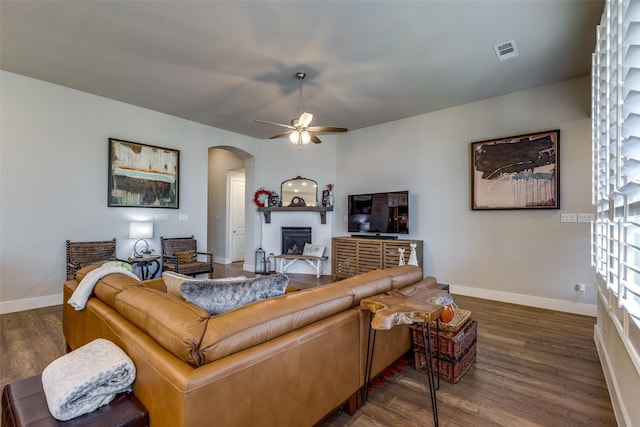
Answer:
[347,191,409,234]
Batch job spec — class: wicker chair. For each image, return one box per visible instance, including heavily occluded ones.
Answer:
[66,238,118,279]
[160,236,214,278]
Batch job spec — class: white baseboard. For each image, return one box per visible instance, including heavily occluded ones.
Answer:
[0,293,63,314]
[213,255,230,264]
[594,326,629,427]
[449,284,597,316]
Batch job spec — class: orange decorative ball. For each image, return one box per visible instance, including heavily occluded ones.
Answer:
[439,304,455,323]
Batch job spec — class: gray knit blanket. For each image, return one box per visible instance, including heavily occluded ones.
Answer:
[41,338,136,421]
[68,264,139,310]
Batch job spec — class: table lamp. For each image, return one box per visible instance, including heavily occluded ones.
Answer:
[129,221,153,257]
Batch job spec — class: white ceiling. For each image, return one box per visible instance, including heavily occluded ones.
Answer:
[1,1,604,140]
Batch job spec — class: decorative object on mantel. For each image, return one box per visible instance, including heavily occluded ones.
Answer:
[470,129,560,210]
[269,191,280,207]
[408,242,418,266]
[253,188,272,207]
[322,190,330,207]
[290,196,306,207]
[323,184,334,207]
[281,176,317,207]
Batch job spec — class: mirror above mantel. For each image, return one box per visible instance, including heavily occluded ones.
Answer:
[281,176,318,207]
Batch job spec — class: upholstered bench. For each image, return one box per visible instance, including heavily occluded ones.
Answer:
[2,374,148,427]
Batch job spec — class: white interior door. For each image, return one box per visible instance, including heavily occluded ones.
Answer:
[229,172,245,262]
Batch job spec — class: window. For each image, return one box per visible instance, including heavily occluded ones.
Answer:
[593,0,640,365]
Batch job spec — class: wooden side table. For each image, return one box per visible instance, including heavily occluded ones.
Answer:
[360,286,446,427]
[128,256,161,280]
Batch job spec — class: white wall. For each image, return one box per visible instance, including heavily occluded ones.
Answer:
[336,76,595,315]
[0,71,257,312]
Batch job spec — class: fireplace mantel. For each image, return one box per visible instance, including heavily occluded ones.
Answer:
[257,206,333,224]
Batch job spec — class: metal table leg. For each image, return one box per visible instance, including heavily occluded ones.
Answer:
[363,312,377,403]
[420,322,439,427]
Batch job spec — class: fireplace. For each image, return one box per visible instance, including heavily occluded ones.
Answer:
[281,227,312,254]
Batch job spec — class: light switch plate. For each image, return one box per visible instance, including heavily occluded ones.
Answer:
[560,213,577,223]
[578,213,595,223]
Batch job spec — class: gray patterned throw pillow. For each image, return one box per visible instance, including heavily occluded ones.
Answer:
[180,274,289,315]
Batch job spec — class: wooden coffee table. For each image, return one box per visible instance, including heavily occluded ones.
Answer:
[361,286,447,427]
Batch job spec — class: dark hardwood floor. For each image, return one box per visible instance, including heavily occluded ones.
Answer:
[0,263,617,426]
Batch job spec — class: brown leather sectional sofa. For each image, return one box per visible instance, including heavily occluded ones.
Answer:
[63,264,437,426]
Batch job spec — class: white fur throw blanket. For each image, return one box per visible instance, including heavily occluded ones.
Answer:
[68,265,139,310]
[42,338,136,421]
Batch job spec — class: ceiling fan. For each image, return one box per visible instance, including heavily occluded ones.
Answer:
[255,72,348,147]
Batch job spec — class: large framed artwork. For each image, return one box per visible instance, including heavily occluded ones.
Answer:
[471,129,559,210]
[108,138,179,208]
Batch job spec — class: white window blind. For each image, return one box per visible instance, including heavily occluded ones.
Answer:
[593,0,640,322]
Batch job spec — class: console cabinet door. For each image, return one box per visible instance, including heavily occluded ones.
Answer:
[332,237,423,280]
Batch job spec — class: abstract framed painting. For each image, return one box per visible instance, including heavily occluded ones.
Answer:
[108,138,179,208]
[471,130,559,210]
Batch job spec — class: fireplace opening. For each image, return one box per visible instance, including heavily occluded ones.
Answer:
[281,227,312,254]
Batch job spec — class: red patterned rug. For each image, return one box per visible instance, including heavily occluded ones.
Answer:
[367,357,410,391]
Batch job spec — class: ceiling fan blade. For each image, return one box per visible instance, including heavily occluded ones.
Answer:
[255,119,295,130]
[268,130,294,140]
[299,112,313,127]
[307,126,348,133]
[308,131,322,144]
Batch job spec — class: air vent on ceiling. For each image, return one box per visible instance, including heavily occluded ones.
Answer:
[494,40,519,62]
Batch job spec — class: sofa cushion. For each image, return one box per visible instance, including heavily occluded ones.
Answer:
[181,274,289,315]
[399,276,438,294]
[162,271,246,298]
[338,270,393,305]
[115,286,210,367]
[388,265,423,289]
[199,283,355,363]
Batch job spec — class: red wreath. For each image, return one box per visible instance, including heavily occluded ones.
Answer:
[253,188,272,207]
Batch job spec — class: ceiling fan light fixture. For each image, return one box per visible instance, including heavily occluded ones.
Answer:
[289,132,300,144]
[301,131,311,144]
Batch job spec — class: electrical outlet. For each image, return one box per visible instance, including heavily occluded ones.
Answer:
[154,213,168,221]
[560,213,577,223]
[179,214,188,221]
[575,283,586,293]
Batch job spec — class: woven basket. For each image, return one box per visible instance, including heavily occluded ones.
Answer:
[411,319,477,361]
[414,341,476,383]
[433,305,471,332]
